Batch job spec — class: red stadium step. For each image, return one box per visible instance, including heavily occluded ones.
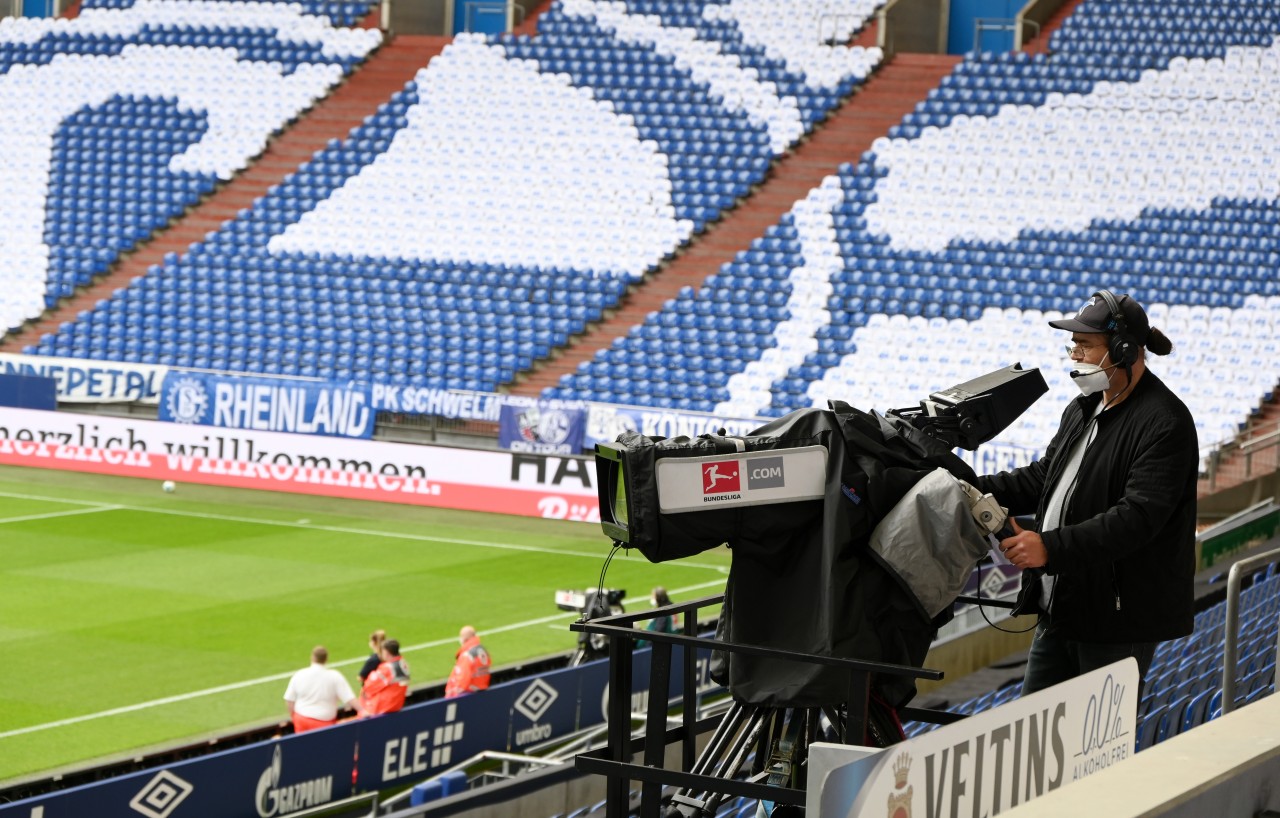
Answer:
[511,51,961,398]
[1022,0,1087,54]
[852,19,879,49]
[1,33,450,354]
[1200,390,1280,498]
[514,0,556,37]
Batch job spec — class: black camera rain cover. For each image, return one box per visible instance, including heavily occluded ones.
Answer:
[616,404,978,708]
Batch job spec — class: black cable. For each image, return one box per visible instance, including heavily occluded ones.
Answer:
[974,551,1039,634]
[588,541,623,620]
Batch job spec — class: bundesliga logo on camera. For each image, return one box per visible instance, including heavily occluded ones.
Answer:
[702,461,740,495]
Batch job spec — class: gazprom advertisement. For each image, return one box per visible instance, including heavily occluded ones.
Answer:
[159,373,375,439]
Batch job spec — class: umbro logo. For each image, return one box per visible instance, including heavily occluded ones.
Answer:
[129,771,194,818]
[514,679,559,722]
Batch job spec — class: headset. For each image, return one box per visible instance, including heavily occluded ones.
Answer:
[1094,289,1140,369]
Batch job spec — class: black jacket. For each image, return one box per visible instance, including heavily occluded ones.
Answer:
[976,369,1198,643]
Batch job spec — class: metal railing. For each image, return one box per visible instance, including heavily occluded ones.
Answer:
[571,594,951,818]
[972,17,1040,54]
[373,751,568,815]
[1015,0,1067,50]
[1222,546,1280,713]
[816,12,859,46]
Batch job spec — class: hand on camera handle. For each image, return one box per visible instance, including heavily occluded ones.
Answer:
[997,517,1048,570]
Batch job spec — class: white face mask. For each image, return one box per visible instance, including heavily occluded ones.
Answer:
[1068,357,1113,396]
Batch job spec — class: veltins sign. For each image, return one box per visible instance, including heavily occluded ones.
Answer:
[811,659,1140,817]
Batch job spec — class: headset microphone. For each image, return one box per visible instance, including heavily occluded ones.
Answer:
[1095,289,1139,370]
[1068,361,1121,380]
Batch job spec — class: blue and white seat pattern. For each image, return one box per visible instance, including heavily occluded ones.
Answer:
[0,0,380,333]
[547,2,1280,458]
[30,0,882,392]
[79,0,377,28]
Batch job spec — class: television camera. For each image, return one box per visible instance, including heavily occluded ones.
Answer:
[592,363,1047,709]
[555,587,626,666]
[579,364,1047,816]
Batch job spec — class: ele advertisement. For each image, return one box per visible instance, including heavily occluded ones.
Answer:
[0,407,598,520]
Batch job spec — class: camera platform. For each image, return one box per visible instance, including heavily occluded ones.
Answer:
[572,595,963,818]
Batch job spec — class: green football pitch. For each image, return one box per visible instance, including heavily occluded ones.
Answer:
[0,464,731,785]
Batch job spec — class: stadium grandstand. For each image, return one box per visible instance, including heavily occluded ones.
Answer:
[0,0,1277,814]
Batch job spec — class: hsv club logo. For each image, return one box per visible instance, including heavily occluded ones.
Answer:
[701,461,740,494]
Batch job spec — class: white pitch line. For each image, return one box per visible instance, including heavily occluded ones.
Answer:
[0,503,729,741]
[0,489,730,572]
[0,491,116,509]
[0,505,122,525]
[0,611,577,740]
[0,579,730,740]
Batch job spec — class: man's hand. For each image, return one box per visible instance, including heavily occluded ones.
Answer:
[998,517,1048,569]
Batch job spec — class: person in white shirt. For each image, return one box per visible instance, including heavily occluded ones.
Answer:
[283,646,358,733]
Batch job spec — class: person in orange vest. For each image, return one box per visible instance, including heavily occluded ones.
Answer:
[445,625,491,698]
[361,638,410,716]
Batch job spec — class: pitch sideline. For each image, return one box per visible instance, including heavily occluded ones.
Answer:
[0,488,730,570]
[0,565,726,740]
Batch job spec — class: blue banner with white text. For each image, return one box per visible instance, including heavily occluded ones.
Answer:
[0,723,356,818]
[158,373,375,439]
[583,404,765,449]
[0,353,166,404]
[369,383,504,420]
[0,646,723,818]
[499,403,587,454]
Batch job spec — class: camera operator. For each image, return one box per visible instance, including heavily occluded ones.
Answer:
[977,290,1197,695]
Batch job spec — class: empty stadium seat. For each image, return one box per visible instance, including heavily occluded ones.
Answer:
[548,0,1278,446]
[0,0,380,332]
[28,1,881,396]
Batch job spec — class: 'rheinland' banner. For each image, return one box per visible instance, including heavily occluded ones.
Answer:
[0,408,599,521]
[159,372,375,439]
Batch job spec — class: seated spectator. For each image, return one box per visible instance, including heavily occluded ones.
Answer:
[361,639,411,716]
[637,587,678,648]
[359,629,387,684]
[283,646,357,733]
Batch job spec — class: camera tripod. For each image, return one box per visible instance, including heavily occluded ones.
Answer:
[572,594,960,818]
[659,696,909,817]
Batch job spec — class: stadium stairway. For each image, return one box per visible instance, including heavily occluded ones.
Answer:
[511,51,961,398]
[1022,0,1087,55]
[1200,389,1280,501]
[514,0,555,37]
[0,32,449,355]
